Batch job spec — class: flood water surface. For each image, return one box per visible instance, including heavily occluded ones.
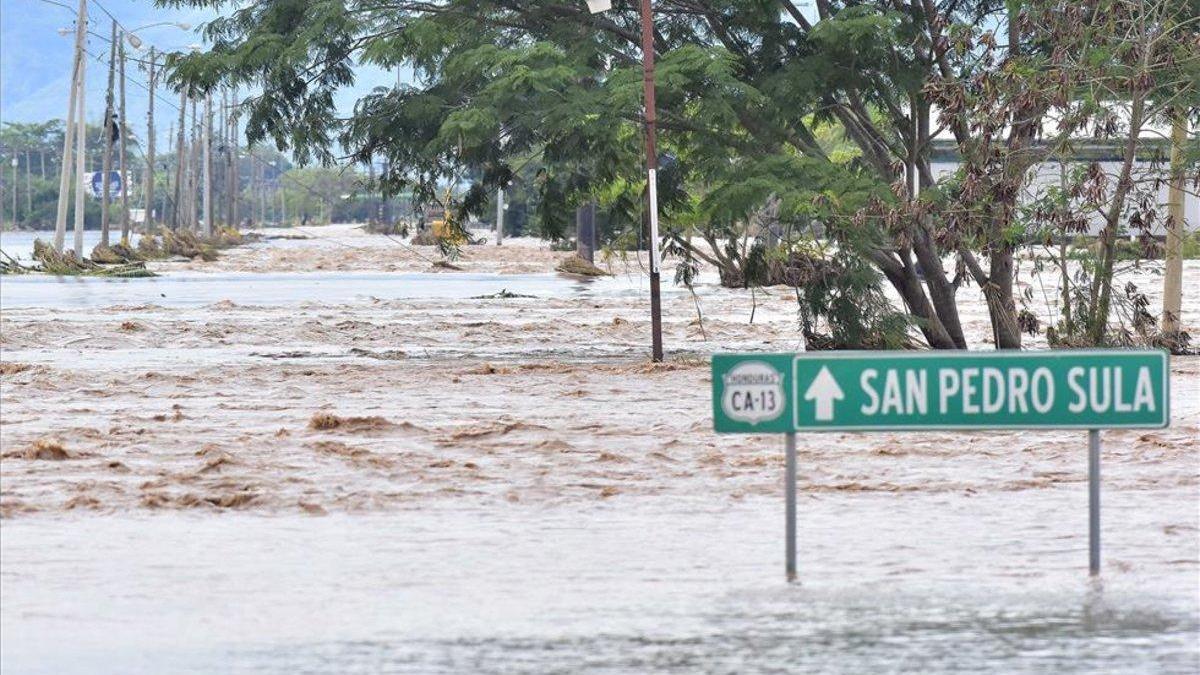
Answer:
[2,227,1197,673]
[0,271,655,310]
[2,492,1196,674]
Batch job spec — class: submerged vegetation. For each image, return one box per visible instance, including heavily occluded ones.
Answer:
[0,228,256,277]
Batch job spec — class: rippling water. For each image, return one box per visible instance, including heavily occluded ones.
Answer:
[2,492,1196,674]
[0,271,667,310]
[3,230,1196,673]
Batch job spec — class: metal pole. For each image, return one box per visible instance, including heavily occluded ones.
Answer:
[1088,429,1100,576]
[785,432,797,582]
[639,0,664,362]
[495,187,504,245]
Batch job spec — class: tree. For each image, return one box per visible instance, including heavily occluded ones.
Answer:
[164,0,1198,348]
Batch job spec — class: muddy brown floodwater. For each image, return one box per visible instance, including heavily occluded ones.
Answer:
[1,225,1197,673]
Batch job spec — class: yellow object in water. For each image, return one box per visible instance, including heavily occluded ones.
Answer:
[431,213,465,244]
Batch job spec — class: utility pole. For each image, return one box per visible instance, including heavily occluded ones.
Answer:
[145,47,156,229]
[9,157,16,226]
[202,91,212,236]
[24,150,32,217]
[100,19,117,247]
[590,0,664,360]
[173,88,186,230]
[495,187,504,245]
[259,156,266,222]
[231,88,240,227]
[54,0,86,253]
[118,36,130,243]
[638,0,664,361]
[223,88,236,228]
[187,96,198,230]
[1163,114,1187,335]
[72,11,87,258]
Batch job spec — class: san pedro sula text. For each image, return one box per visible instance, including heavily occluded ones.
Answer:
[857,365,1158,416]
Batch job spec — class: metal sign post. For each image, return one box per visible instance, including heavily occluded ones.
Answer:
[1088,429,1101,576]
[712,350,1170,582]
[785,432,796,582]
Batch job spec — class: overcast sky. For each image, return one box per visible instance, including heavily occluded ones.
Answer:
[0,0,400,152]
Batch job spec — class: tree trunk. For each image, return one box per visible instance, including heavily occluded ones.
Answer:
[1088,92,1146,344]
[872,248,959,349]
[987,245,1022,349]
[1162,113,1186,334]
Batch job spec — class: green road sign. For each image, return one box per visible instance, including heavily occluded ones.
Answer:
[712,350,1169,433]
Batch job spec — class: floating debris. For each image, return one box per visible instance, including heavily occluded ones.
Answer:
[555,254,609,277]
[470,289,536,299]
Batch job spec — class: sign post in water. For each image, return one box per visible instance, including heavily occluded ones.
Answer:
[712,350,1170,581]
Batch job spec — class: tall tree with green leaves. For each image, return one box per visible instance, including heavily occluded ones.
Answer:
[164,0,1198,348]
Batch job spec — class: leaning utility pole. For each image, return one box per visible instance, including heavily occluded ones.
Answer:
[53,0,86,252]
[118,37,130,243]
[100,19,117,247]
[145,47,156,229]
[71,11,87,258]
[1163,114,1187,335]
[202,91,212,236]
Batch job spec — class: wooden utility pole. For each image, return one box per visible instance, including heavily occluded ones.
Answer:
[54,0,86,252]
[1163,115,1187,334]
[173,88,187,230]
[145,47,156,229]
[639,0,664,361]
[100,20,118,247]
[118,37,130,243]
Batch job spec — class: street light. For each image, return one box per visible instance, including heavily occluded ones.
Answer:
[588,0,663,362]
[123,22,192,50]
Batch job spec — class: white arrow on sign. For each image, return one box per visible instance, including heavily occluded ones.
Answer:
[803,366,844,421]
